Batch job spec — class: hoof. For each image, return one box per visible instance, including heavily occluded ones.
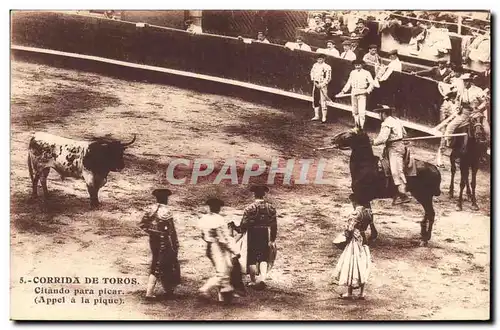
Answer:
[448,192,454,199]
[471,204,479,211]
[456,204,463,211]
[419,240,428,247]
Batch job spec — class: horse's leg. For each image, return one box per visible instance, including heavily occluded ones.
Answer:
[449,152,456,198]
[457,161,469,211]
[423,195,436,243]
[412,192,431,246]
[471,162,480,211]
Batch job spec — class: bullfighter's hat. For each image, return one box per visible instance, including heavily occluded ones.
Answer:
[352,58,364,65]
[206,198,225,208]
[373,105,395,114]
[342,40,351,46]
[317,53,327,59]
[250,185,270,194]
[388,49,398,56]
[152,188,172,199]
[357,18,366,24]
[368,44,378,49]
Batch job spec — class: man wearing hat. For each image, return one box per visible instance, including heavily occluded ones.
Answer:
[198,198,240,301]
[285,36,312,52]
[352,18,370,39]
[310,53,332,123]
[340,40,357,61]
[412,59,451,82]
[351,18,371,53]
[316,40,340,58]
[139,188,180,299]
[444,73,490,147]
[230,185,277,289]
[371,105,411,205]
[337,58,375,129]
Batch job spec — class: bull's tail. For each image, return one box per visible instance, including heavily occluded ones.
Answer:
[28,152,34,184]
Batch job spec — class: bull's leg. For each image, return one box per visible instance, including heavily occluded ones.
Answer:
[471,164,479,211]
[31,173,40,198]
[86,184,99,208]
[449,153,457,198]
[39,168,51,198]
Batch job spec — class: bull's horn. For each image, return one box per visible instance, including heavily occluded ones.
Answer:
[122,134,137,147]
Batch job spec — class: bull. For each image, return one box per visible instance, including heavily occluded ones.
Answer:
[28,132,136,208]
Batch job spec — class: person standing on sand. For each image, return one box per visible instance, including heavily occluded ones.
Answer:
[139,188,181,300]
[333,194,372,300]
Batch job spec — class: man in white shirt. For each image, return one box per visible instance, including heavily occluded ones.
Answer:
[285,36,312,52]
[310,53,332,123]
[337,58,375,128]
[378,49,402,82]
[316,40,340,58]
[340,40,356,61]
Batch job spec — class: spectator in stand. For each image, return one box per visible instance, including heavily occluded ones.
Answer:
[422,20,452,58]
[307,13,325,33]
[349,40,364,61]
[330,18,348,36]
[412,59,451,81]
[185,20,202,34]
[474,59,491,90]
[351,19,370,38]
[466,26,490,63]
[316,40,340,58]
[340,40,356,61]
[408,21,427,55]
[320,16,333,34]
[363,44,382,67]
[285,36,312,52]
[256,31,270,44]
[378,49,402,82]
[351,19,371,53]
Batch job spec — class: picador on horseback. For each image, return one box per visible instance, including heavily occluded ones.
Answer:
[444,73,490,151]
[370,105,415,205]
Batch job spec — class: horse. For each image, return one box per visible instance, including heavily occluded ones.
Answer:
[449,113,489,211]
[330,128,442,246]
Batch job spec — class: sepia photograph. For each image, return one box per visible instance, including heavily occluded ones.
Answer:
[9,9,491,321]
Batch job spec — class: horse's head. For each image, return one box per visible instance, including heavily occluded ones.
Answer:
[330,127,371,150]
[470,114,488,146]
